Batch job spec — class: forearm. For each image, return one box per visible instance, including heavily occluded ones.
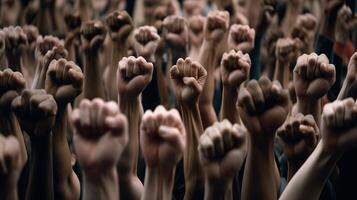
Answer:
[180,104,204,198]
[281,5,301,36]
[6,54,22,72]
[83,169,119,200]
[220,87,239,124]
[142,167,175,200]
[26,135,53,200]
[0,186,18,200]
[198,41,218,128]
[204,181,233,200]
[84,53,106,99]
[107,45,128,101]
[52,109,77,197]
[273,60,290,89]
[279,142,341,200]
[245,0,262,28]
[296,98,321,126]
[242,140,279,200]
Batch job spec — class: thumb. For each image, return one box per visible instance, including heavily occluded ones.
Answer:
[183,77,201,93]
[158,125,185,150]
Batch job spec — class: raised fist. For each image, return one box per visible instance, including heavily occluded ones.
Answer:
[188,15,205,47]
[228,24,255,53]
[64,12,82,31]
[291,14,318,53]
[238,77,289,140]
[170,57,207,105]
[117,56,153,99]
[22,25,39,51]
[321,98,357,153]
[71,98,128,172]
[0,69,25,114]
[0,135,23,188]
[35,35,68,68]
[204,11,229,42]
[199,120,247,182]
[294,53,336,100]
[335,5,357,42]
[340,52,357,99]
[140,105,185,168]
[133,26,160,59]
[80,20,107,53]
[12,89,57,137]
[106,10,134,42]
[275,38,299,63]
[45,58,83,107]
[221,50,251,90]
[163,15,188,49]
[2,26,27,57]
[183,0,204,17]
[277,114,319,163]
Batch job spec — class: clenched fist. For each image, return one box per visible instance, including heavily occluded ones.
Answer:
[340,52,357,99]
[80,20,107,53]
[221,50,251,90]
[0,69,25,114]
[275,38,299,63]
[35,35,67,67]
[294,53,336,100]
[45,58,83,107]
[133,26,160,60]
[140,105,185,168]
[277,114,319,164]
[2,26,27,71]
[335,5,357,42]
[228,24,255,53]
[199,120,247,182]
[170,57,207,105]
[204,11,229,42]
[106,10,134,42]
[71,98,128,172]
[188,15,205,47]
[238,77,289,142]
[321,98,357,153]
[117,56,153,99]
[163,15,188,50]
[12,89,57,137]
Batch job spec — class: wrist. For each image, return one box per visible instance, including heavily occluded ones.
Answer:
[83,168,119,200]
[205,180,233,200]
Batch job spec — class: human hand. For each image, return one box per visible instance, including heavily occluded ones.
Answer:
[45,58,83,108]
[277,113,319,164]
[12,89,57,137]
[64,12,82,31]
[117,56,153,99]
[204,11,229,43]
[71,98,128,173]
[228,24,255,53]
[335,5,357,42]
[199,120,247,182]
[140,105,185,169]
[321,98,357,154]
[163,15,188,50]
[106,10,134,42]
[22,25,39,52]
[80,20,107,54]
[170,57,207,106]
[183,0,204,17]
[2,26,27,70]
[0,69,25,115]
[275,38,299,63]
[221,50,251,90]
[340,52,357,99]
[238,77,289,143]
[133,26,160,60]
[35,35,68,69]
[188,15,205,47]
[294,53,335,100]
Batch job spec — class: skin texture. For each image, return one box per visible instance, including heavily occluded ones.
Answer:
[22,25,40,87]
[0,135,23,200]
[277,113,319,181]
[80,20,107,100]
[45,58,83,200]
[133,26,160,62]
[293,53,336,125]
[140,106,186,200]
[199,120,247,200]
[12,89,58,200]
[105,10,133,101]
[170,57,207,199]
[199,10,229,129]
[335,5,357,43]
[220,50,251,124]
[117,56,153,200]
[291,14,318,54]
[71,98,128,200]
[280,98,357,200]
[187,15,205,61]
[64,12,82,62]
[239,77,290,200]
[32,36,68,89]
[2,26,27,72]
[227,24,255,53]
[338,52,357,100]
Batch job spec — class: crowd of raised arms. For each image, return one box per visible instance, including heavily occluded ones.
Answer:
[0,0,357,200]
